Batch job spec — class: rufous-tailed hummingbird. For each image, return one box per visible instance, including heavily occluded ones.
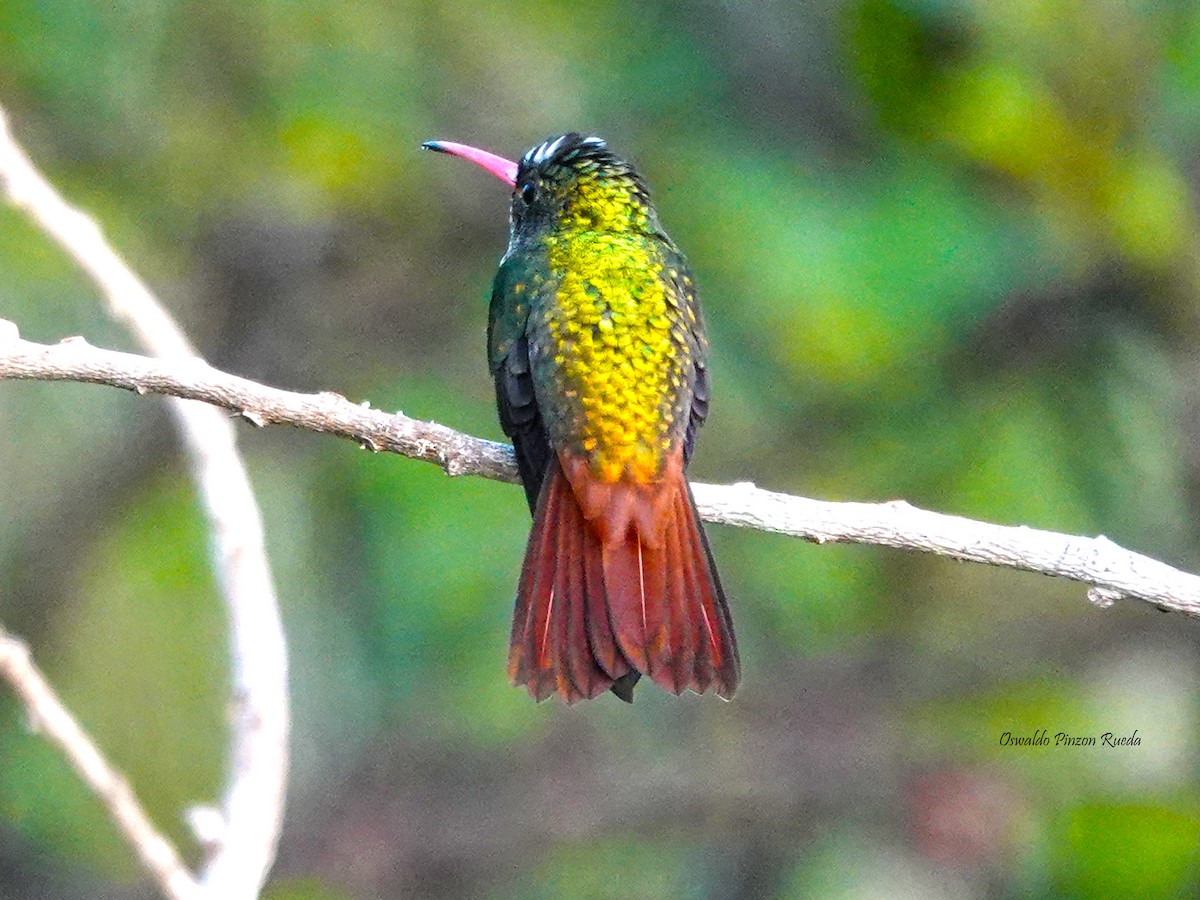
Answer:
[424,134,738,703]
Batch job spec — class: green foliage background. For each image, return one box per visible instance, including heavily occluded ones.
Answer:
[3,1,1200,897]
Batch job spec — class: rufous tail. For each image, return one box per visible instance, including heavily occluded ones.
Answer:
[508,452,738,703]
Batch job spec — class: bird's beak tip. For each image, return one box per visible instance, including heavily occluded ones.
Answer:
[421,139,519,186]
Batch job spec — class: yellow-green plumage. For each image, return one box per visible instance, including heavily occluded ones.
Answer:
[541,228,688,482]
[503,156,704,485]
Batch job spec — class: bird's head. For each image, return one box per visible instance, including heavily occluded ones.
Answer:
[423,133,658,249]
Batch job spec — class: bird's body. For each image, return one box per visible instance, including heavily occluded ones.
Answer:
[426,134,738,702]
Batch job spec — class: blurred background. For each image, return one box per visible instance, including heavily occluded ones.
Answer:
[2,0,1200,897]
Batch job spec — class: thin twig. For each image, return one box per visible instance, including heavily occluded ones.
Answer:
[0,627,200,900]
[2,326,1198,617]
[0,107,288,898]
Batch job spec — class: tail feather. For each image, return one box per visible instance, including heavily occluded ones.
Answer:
[512,461,615,703]
[508,452,738,703]
[551,500,577,702]
[509,468,563,701]
[676,483,712,695]
[583,529,628,680]
[662,497,697,694]
[560,497,610,701]
[601,534,655,674]
[680,482,738,698]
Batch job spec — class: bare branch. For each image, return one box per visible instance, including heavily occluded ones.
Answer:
[0,328,517,481]
[688,485,1200,615]
[0,627,200,900]
[3,326,1199,617]
[0,107,287,898]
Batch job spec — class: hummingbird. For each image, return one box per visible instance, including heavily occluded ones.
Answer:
[423,133,738,703]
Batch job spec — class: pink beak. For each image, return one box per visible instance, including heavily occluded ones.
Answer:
[422,140,518,186]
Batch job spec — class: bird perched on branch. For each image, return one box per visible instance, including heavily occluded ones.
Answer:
[424,133,738,703]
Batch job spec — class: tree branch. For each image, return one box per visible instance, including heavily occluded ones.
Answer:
[0,106,287,898]
[0,627,199,900]
[3,323,1199,618]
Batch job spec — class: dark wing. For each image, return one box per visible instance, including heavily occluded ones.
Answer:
[494,334,551,512]
[489,256,551,513]
[660,246,710,466]
[684,359,708,464]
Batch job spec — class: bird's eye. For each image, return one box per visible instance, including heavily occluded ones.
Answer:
[520,183,537,205]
